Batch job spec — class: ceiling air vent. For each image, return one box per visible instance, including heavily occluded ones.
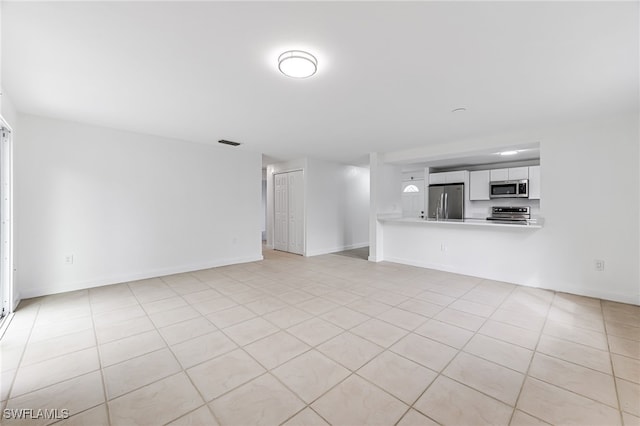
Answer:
[218,139,241,147]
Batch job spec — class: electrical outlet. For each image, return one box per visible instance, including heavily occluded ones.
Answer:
[64,254,74,265]
[595,259,605,271]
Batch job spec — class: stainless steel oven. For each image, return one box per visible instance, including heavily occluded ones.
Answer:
[486,206,531,223]
[489,180,529,199]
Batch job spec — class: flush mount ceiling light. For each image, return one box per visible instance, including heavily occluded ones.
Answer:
[451,107,467,113]
[499,150,519,156]
[278,50,317,78]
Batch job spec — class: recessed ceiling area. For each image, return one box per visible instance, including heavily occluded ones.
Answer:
[2,2,637,164]
[394,143,541,173]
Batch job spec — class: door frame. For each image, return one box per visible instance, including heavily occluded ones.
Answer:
[0,115,14,332]
[273,172,289,251]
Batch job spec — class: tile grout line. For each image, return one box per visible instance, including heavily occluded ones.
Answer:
[402,277,505,425]
[4,253,638,426]
[145,278,220,424]
[129,276,225,426]
[200,311,316,425]
[525,299,631,411]
[97,287,179,394]
[178,269,362,425]
[13,304,109,424]
[197,291,406,425]
[10,304,104,397]
[68,291,111,426]
[507,288,556,425]
[5,319,101,398]
[1,302,41,418]
[602,297,626,426]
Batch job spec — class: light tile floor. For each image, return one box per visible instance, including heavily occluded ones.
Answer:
[1,248,639,425]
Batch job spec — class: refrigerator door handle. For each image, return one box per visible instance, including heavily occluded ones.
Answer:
[444,192,448,219]
[439,193,444,220]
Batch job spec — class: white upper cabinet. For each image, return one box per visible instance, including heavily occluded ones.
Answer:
[490,167,528,181]
[509,167,529,180]
[528,165,541,199]
[429,171,467,184]
[446,171,467,183]
[429,173,447,184]
[469,170,490,201]
[490,168,509,181]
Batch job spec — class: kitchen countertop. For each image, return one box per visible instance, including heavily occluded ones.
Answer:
[378,216,543,229]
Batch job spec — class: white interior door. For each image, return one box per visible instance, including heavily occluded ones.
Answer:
[274,173,288,251]
[402,180,424,218]
[287,170,304,255]
[273,170,305,255]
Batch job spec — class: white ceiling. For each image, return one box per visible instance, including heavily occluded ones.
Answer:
[3,1,638,165]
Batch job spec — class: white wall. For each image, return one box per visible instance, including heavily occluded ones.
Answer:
[0,93,17,130]
[306,158,369,256]
[266,157,370,256]
[378,113,640,304]
[15,114,263,298]
[368,153,402,262]
[402,170,424,181]
[344,165,370,251]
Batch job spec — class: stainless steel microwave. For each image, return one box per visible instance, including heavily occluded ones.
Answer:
[490,180,529,199]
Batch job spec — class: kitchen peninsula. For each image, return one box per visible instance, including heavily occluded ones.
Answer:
[369,147,546,293]
[378,214,545,288]
[368,114,638,307]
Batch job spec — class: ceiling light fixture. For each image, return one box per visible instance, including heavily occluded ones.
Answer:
[499,150,518,156]
[278,50,317,78]
[451,107,467,113]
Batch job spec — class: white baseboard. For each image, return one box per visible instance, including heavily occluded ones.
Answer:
[305,242,369,257]
[383,256,466,275]
[384,256,640,306]
[19,255,264,299]
[552,285,640,306]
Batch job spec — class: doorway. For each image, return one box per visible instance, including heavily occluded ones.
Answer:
[402,179,425,218]
[274,170,304,255]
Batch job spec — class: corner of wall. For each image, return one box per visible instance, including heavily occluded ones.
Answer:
[0,92,18,130]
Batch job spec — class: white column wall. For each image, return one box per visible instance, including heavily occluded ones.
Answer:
[368,153,402,262]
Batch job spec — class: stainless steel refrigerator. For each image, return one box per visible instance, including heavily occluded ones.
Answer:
[428,183,464,220]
